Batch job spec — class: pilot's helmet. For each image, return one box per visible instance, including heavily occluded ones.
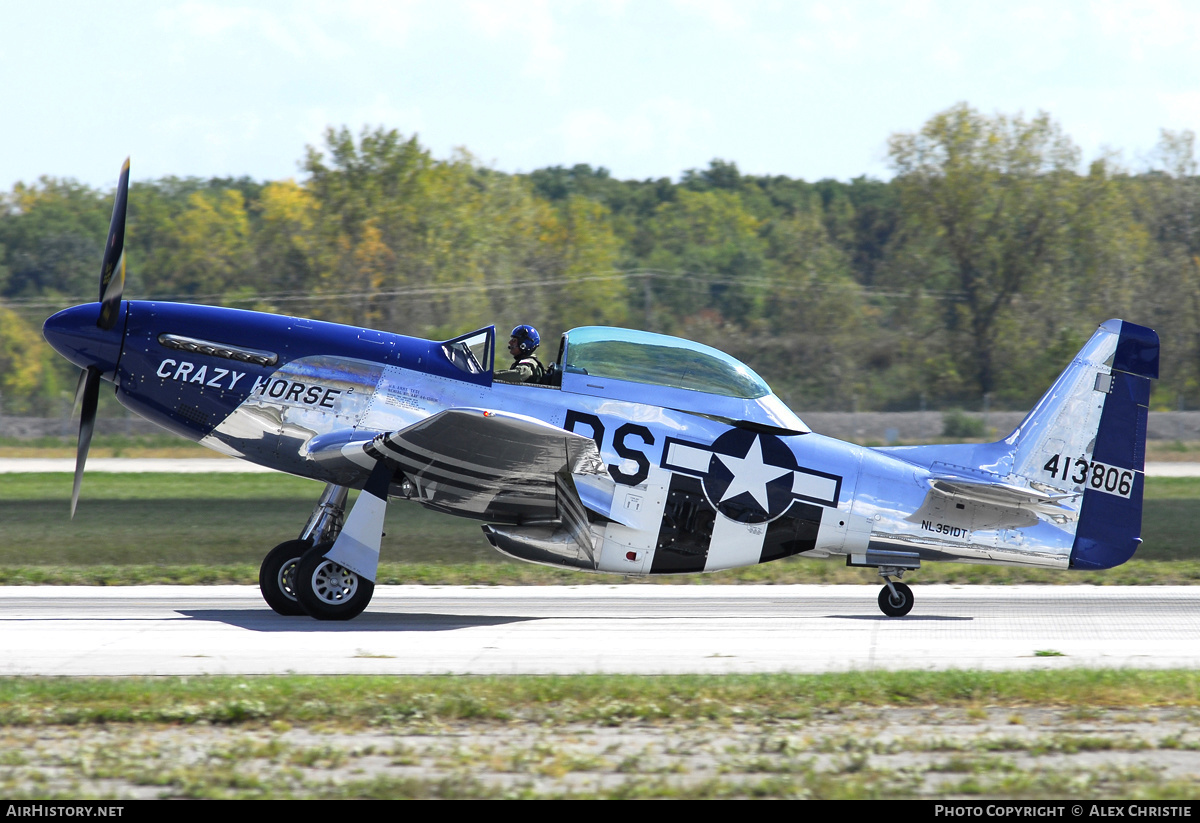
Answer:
[511,324,540,354]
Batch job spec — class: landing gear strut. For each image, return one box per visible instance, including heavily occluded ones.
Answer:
[846,551,919,618]
[258,483,349,617]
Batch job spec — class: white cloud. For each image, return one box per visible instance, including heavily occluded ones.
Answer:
[561,109,654,161]
[1094,0,1200,59]
[465,0,566,89]
[343,0,424,43]
[670,0,750,31]
[559,98,715,177]
[1155,90,1200,133]
[154,1,352,60]
[6,0,1200,190]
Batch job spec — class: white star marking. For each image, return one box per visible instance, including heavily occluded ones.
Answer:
[714,435,792,512]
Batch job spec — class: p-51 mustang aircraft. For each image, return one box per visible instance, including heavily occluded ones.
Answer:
[43,161,1160,620]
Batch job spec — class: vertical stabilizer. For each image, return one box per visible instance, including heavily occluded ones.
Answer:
[1007,319,1159,570]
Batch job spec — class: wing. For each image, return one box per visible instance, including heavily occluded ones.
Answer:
[315,409,612,579]
[366,408,607,540]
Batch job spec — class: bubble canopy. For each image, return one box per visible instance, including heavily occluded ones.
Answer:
[561,326,771,400]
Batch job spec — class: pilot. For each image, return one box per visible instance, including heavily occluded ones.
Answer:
[496,324,545,383]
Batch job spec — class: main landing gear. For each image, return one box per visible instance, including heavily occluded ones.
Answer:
[257,483,377,621]
[294,543,375,621]
[258,540,310,616]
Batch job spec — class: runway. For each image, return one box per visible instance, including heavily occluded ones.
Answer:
[1,584,1197,676]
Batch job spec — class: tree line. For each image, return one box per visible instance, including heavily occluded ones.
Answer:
[1,103,1197,418]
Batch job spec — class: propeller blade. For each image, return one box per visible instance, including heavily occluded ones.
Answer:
[71,367,101,518]
[97,158,130,331]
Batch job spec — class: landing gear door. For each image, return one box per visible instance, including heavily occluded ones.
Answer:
[596,482,667,575]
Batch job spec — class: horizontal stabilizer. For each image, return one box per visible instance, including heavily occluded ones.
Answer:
[928,476,1076,510]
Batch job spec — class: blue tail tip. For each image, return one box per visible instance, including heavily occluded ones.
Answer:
[1106,319,1159,379]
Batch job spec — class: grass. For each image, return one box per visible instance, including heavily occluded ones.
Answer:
[0,672,1198,798]
[1,670,1199,726]
[1,473,1198,584]
[0,433,212,459]
[0,473,494,567]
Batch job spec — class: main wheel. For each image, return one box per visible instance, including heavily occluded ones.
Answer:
[877,581,914,617]
[259,540,310,616]
[295,543,375,621]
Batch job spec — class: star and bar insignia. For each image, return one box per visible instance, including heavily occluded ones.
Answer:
[661,429,841,524]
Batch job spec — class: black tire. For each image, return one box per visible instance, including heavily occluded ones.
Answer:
[259,540,310,616]
[878,581,914,617]
[295,542,375,621]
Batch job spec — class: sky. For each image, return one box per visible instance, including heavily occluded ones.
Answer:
[2,0,1198,192]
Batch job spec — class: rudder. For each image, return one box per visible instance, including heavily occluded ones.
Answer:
[1009,319,1158,570]
[1071,320,1158,569]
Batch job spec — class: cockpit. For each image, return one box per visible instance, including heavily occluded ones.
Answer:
[439,324,807,432]
[557,326,770,398]
[556,327,806,433]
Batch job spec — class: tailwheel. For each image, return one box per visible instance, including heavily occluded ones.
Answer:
[259,540,310,616]
[295,542,375,621]
[877,580,914,617]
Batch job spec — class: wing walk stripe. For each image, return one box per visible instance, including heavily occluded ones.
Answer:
[396,460,555,501]
[384,432,558,479]
[379,440,546,486]
[416,473,554,503]
[375,439,497,482]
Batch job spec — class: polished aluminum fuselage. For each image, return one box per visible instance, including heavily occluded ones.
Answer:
[45,300,1149,577]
